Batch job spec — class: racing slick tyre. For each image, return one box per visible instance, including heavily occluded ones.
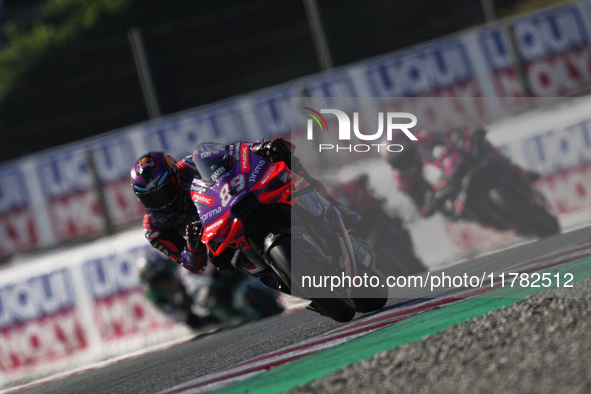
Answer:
[351,265,389,313]
[268,235,357,323]
[488,185,560,237]
[347,236,388,313]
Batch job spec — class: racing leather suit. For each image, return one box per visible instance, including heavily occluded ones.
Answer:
[145,140,360,275]
[143,156,209,273]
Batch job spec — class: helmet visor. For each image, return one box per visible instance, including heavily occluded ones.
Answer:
[135,174,180,210]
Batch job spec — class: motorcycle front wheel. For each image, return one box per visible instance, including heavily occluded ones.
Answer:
[267,234,357,323]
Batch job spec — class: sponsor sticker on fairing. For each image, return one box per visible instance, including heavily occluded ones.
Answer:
[205,217,225,233]
[234,142,241,162]
[210,166,227,182]
[191,183,208,194]
[200,206,222,222]
[203,213,229,239]
[215,171,231,185]
[258,164,276,186]
[249,160,266,183]
[230,190,247,206]
[194,178,208,187]
[192,193,215,207]
[241,144,250,172]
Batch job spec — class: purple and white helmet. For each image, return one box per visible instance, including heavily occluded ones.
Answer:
[130,151,181,211]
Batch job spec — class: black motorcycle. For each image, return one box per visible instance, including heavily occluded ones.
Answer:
[432,148,560,238]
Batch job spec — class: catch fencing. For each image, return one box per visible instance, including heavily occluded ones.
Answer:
[2,0,591,260]
[2,1,591,382]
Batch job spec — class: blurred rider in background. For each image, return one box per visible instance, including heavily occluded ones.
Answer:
[137,248,282,328]
[137,248,216,329]
[381,127,539,218]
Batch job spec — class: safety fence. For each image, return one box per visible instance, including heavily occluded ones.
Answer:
[0,231,196,387]
[2,0,591,385]
[2,93,591,383]
[1,0,591,260]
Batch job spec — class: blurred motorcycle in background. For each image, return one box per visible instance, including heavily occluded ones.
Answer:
[417,128,560,237]
[137,249,283,330]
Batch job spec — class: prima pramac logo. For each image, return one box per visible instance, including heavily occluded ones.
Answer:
[302,107,417,153]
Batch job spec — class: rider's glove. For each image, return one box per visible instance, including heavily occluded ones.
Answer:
[186,221,202,250]
[182,221,207,273]
[252,138,295,162]
[180,245,207,273]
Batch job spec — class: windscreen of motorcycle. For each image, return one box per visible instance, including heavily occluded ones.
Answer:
[192,142,230,183]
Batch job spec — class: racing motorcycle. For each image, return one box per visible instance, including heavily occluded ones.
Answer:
[332,175,426,277]
[427,134,560,238]
[189,142,388,322]
[139,249,283,330]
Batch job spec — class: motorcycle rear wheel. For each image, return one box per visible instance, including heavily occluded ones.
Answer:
[267,235,357,323]
[488,185,560,237]
[351,265,388,313]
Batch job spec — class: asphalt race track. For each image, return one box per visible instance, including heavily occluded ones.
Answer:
[11,225,591,394]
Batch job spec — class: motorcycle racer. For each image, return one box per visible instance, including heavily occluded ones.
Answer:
[137,248,216,329]
[382,127,539,218]
[130,138,360,276]
[131,151,209,274]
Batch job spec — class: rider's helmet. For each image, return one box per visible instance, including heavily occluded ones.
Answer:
[379,132,421,174]
[413,130,449,163]
[130,151,181,212]
[137,249,177,288]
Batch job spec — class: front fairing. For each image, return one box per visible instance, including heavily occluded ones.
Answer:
[190,142,294,254]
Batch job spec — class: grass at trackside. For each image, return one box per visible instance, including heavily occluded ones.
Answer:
[213,255,591,394]
[500,0,573,19]
[462,0,573,29]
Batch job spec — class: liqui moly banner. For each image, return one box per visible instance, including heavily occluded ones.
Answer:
[0,164,40,259]
[477,25,530,112]
[0,268,87,373]
[359,38,496,131]
[82,244,172,342]
[142,103,248,159]
[487,96,591,217]
[3,1,591,260]
[363,37,482,97]
[478,1,591,99]
[513,2,591,97]
[34,147,104,242]
[0,231,190,383]
[246,84,304,139]
[88,134,145,227]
